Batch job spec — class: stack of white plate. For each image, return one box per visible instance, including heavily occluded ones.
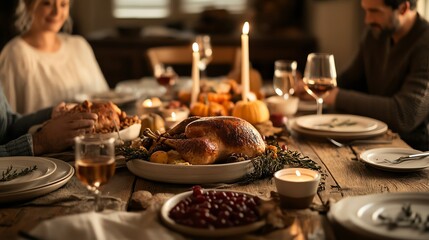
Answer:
[328,192,429,240]
[291,114,388,139]
[0,156,74,204]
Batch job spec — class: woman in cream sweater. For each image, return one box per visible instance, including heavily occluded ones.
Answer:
[0,0,109,114]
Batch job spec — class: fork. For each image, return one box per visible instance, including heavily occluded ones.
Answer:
[110,112,124,145]
[383,151,429,164]
[327,138,392,147]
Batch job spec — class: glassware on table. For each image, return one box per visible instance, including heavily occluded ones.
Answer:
[155,65,178,101]
[75,135,116,212]
[303,53,337,115]
[195,35,213,80]
[273,60,297,100]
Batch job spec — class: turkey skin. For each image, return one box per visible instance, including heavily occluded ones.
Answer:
[146,116,265,165]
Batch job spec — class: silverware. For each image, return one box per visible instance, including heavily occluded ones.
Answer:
[111,112,124,145]
[327,138,392,147]
[384,151,429,164]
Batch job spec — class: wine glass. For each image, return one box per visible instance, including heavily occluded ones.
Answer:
[303,53,337,115]
[155,65,178,101]
[273,60,297,100]
[195,35,213,81]
[75,135,116,212]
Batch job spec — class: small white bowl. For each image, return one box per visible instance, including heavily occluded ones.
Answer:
[265,96,299,116]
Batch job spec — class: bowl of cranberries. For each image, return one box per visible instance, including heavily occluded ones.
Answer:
[161,186,265,237]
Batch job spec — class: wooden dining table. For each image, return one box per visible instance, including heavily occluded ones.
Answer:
[1,116,428,239]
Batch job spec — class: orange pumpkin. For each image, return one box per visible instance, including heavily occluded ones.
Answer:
[190,102,227,117]
[232,100,270,124]
[198,92,231,104]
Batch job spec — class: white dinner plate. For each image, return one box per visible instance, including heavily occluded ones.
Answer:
[360,148,429,172]
[115,77,192,99]
[0,157,57,192]
[329,192,429,240]
[127,159,253,184]
[290,117,387,140]
[0,158,74,204]
[74,90,139,106]
[101,123,141,142]
[296,114,378,133]
[160,190,265,237]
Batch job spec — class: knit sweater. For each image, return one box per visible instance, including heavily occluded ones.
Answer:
[336,14,429,150]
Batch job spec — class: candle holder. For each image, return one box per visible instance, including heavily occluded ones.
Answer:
[274,168,320,209]
[137,97,162,115]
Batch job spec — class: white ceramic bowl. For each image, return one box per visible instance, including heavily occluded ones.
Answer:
[265,96,299,116]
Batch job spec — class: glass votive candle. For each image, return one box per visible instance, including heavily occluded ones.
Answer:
[274,168,320,209]
[164,112,179,129]
[138,97,162,115]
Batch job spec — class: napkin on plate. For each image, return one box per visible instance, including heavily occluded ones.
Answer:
[28,209,187,240]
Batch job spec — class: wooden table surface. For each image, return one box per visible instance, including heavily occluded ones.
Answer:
[1,126,428,240]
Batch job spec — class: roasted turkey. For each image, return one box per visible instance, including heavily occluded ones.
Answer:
[144,116,265,165]
[68,100,121,133]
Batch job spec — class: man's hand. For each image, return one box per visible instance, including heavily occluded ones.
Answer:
[33,112,97,155]
[51,102,77,119]
[323,87,339,106]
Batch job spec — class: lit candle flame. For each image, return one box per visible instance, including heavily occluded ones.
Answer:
[171,112,177,121]
[295,170,301,177]
[143,99,153,107]
[192,42,199,52]
[242,22,249,35]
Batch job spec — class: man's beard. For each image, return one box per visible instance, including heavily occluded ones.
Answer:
[369,15,400,39]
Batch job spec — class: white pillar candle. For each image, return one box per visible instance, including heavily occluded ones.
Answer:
[241,22,250,102]
[191,42,200,107]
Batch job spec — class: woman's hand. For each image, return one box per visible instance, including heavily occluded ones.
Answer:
[33,112,97,155]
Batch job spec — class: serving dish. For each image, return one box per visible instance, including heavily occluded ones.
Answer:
[127,159,253,184]
[160,189,265,237]
[102,123,141,142]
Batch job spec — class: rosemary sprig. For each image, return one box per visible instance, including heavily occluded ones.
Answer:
[0,165,38,182]
[378,203,429,232]
[116,144,149,161]
[316,118,357,128]
[237,136,327,189]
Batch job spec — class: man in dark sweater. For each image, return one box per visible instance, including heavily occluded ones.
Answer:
[323,0,429,150]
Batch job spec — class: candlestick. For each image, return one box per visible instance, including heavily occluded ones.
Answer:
[191,42,200,107]
[274,168,320,209]
[241,22,250,102]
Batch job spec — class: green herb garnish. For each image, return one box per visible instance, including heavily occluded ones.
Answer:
[0,165,38,182]
[378,203,429,232]
[116,144,149,161]
[237,136,327,190]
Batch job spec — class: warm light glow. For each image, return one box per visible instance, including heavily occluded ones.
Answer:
[295,170,301,177]
[242,22,249,35]
[143,99,153,107]
[192,42,199,52]
[248,92,257,101]
[171,112,177,121]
